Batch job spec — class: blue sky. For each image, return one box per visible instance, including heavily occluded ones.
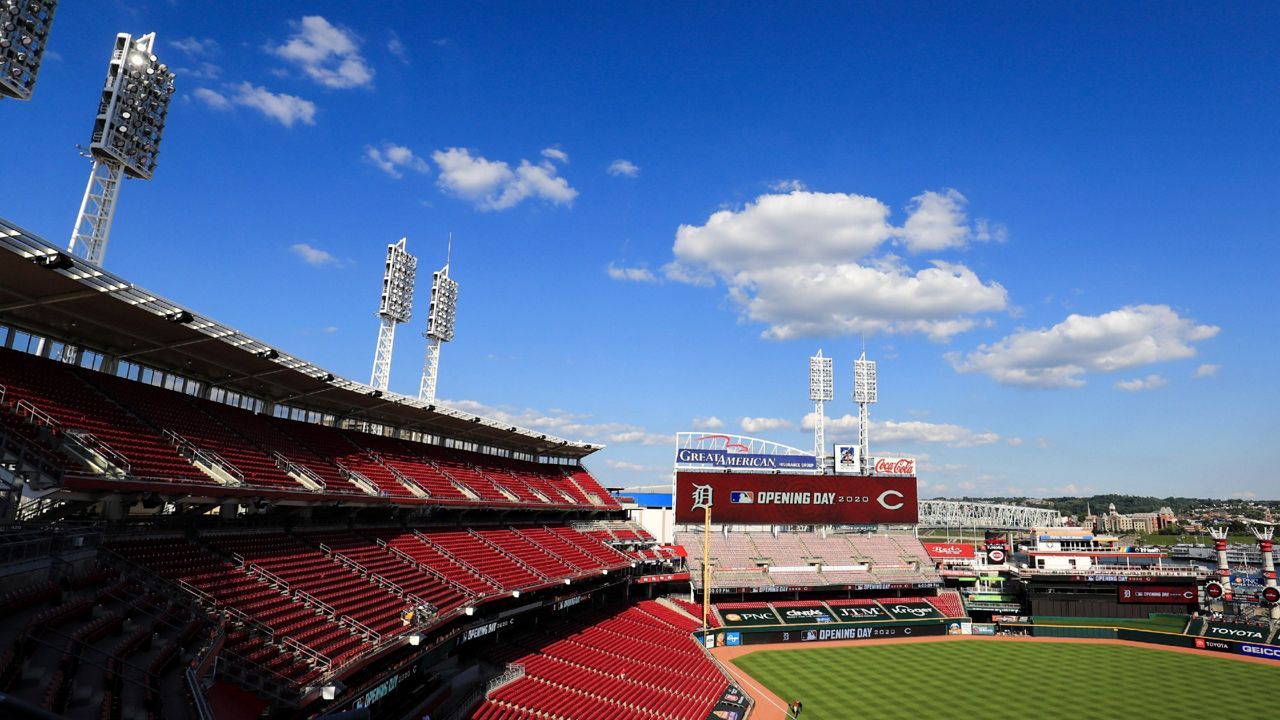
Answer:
[6,2,1278,499]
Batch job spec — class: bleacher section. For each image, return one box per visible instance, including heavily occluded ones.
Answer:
[675,530,940,589]
[103,526,633,687]
[0,347,617,510]
[470,601,727,720]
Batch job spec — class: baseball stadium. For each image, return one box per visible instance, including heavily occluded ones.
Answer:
[2,4,1277,720]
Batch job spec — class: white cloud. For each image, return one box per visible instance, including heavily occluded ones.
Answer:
[230,82,317,127]
[192,88,232,111]
[603,459,662,472]
[541,147,569,163]
[1114,374,1169,392]
[1231,490,1257,500]
[321,326,339,333]
[899,189,1003,253]
[1194,363,1221,378]
[768,179,806,192]
[740,417,794,433]
[663,190,1008,341]
[432,148,578,210]
[606,263,657,282]
[949,304,1219,388]
[1006,437,1024,447]
[364,143,430,179]
[272,16,374,89]
[693,416,725,430]
[957,480,978,491]
[387,33,409,64]
[802,414,998,447]
[441,399,667,446]
[607,159,640,177]
[170,37,218,57]
[290,243,341,266]
[1036,437,1051,449]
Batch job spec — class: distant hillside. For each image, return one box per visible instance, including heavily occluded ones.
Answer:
[953,495,1279,519]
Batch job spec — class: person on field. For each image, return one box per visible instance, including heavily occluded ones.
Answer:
[796,699,803,717]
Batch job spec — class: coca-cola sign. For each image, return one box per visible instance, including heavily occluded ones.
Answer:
[922,543,976,559]
[871,457,916,476]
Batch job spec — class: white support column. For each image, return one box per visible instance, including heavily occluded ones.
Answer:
[419,337,442,402]
[68,159,124,266]
[370,316,396,391]
[859,401,870,472]
[813,401,824,461]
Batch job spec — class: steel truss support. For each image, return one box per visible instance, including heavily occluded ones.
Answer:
[370,316,396,391]
[68,159,123,266]
[419,337,442,402]
[917,500,1062,530]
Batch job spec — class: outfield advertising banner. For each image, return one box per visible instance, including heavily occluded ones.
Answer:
[1238,643,1280,661]
[674,447,818,471]
[922,543,976,559]
[1203,622,1268,643]
[1117,585,1196,604]
[830,605,890,622]
[775,605,835,624]
[675,472,918,524]
[881,601,944,620]
[736,622,946,645]
[718,608,781,626]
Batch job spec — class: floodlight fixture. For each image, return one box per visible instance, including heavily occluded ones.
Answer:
[68,32,176,267]
[809,349,833,460]
[369,237,417,391]
[0,0,59,101]
[419,236,459,402]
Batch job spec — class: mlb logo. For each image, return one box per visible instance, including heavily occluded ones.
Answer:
[730,491,754,504]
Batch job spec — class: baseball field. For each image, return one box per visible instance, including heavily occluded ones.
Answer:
[729,639,1279,720]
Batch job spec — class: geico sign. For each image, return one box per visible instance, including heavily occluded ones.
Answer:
[1240,643,1280,660]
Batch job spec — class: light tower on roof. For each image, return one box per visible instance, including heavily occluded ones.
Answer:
[68,32,175,266]
[418,235,458,403]
[853,352,877,474]
[370,238,417,392]
[0,0,59,101]
[809,350,833,461]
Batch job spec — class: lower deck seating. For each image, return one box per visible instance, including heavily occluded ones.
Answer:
[471,601,726,720]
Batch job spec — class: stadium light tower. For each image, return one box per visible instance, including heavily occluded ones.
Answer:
[418,235,458,402]
[809,349,833,460]
[370,238,417,392]
[0,0,59,101]
[68,32,176,266]
[853,352,877,473]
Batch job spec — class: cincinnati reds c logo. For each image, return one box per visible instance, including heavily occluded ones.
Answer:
[877,490,904,510]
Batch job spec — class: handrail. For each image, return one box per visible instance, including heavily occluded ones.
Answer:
[294,589,336,617]
[341,615,381,642]
[185,666,217,720]
[230,552,245,567]
[485,664,526,698]
[468,529,550,580]
[272,451,327,492]
[385,543,475,597]
[14,398,61,429]
[281,636,330,671]
[178,579,218,607]
[247,563,290,591]
[413,531,493,587]
[332,552,369,577]
[334,460,381,496]
[382,459,432,498]
[225,606,274,643]
[63,428,132,474]
[201,449,245,483]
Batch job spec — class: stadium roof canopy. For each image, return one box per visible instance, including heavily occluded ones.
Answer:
[0,218,601,461]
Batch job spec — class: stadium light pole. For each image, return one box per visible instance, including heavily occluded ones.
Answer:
[0,0,59,101]
[809,349,833,462]
[68,32,175,266]
[418,235,458,402]
[853,352,877,474]
[370,238,417,391]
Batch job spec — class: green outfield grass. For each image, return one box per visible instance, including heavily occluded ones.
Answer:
[732,640,1278,720]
